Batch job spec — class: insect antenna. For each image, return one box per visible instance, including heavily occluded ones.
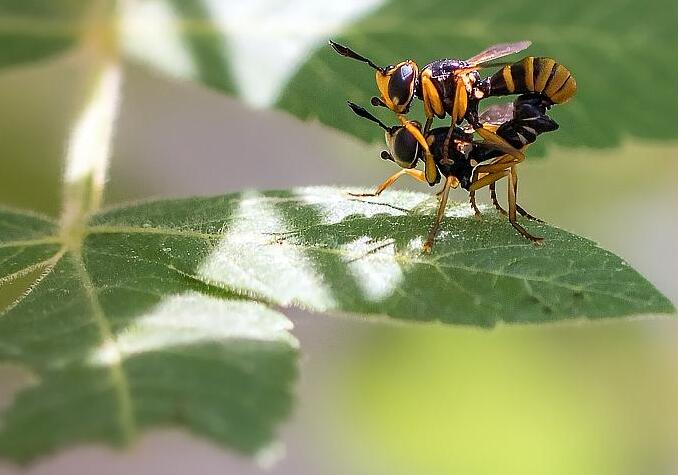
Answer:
[329,40,385,72]
[347,101,392,132]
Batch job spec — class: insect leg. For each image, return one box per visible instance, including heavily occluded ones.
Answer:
[423,176,455,253]
[398,114,439,185]
[475,127,525,163]
[469,169,510,217]
[490,182,507,215]
[349,168,426,197]
[516,205,545,223]
[508,166,545,222]
[423,117,433,135]
[441,120,456,164]
[508,166,543,243]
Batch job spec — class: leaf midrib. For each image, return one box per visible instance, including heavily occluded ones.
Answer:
[70,250,137,442]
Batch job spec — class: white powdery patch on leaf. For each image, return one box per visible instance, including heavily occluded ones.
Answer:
[89,292,296,366]
[294,186,425,225]
[198,191,336,310]
[341,237,404,302]
[120,0,196,80]
[203,0,386,107]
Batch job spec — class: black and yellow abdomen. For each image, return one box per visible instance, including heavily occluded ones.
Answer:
[488,57,576,104]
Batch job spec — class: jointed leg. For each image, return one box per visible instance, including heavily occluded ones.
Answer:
[349,168,426,197]
[397,114,439,185]
[441,120,456,164]
[487,166,542,221]
[475,127,525,163]
[489,182,507,215]
[469,170,510,217]
[442,81,471,165]
[423,176,455,253]
[508,166,543,243]
[510,170,544,222]
[423,117,433,135]
[516,205,545,222]
[470,189,481,216]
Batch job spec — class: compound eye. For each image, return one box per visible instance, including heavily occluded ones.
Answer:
[388,62,417,109]
[388,127,420,168]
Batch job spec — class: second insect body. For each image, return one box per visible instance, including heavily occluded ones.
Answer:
[347,94,559,251]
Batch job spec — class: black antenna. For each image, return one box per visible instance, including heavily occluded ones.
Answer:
[347,101,392,132]
[329,40,384,72]
[371,96,388,108]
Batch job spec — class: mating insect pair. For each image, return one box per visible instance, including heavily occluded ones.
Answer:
[347,94,559,251]
[330,40,576,186]
[330,40,576,251]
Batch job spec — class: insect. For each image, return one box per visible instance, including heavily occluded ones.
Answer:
[329,40,576,186]
[347,93,559,251]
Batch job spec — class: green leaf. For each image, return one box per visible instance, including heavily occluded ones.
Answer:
[0,0,90,69]
[278,0,677,148]
[4,1,674,150]
[0,187,673,462]
[0,205,298,463]
[119,0,678,149]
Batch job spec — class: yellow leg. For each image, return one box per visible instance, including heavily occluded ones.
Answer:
[474,160,520,175]
[508,166,543,243]
[476,127,525,163]
[469,170,510,217]
[423,176,455,253]
[397,114,439,185]
[489,152,524,168]
[451,79,467,124]
[349,168,426,197]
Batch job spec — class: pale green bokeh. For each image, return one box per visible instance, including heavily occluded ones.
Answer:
[319,322,678,475]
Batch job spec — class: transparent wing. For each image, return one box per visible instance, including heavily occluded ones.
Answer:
[478,103,515,125]
[466,41,531,66]
[462,103,515,133]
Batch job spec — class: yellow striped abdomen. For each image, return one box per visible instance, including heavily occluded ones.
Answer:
[488,57,576,104]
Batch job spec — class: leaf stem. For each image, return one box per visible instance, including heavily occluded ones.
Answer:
[60,0,123,248]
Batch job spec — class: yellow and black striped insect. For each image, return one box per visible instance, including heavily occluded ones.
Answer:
[347,93,559,251]
[482,56,577,106]
[330,41,576,187]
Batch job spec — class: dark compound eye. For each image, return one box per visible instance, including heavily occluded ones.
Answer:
[388,62,416,107]
[390,127,420,168]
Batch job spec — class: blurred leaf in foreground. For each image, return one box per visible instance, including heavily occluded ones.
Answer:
[6,1,673,150]
[0,0,90,69]
[0,205,298,463]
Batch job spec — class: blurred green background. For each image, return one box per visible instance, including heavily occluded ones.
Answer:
[1,3,678,474]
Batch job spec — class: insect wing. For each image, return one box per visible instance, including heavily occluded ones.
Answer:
[466,41,531,66]
[462,103,515,133]
[478,103,515,126]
